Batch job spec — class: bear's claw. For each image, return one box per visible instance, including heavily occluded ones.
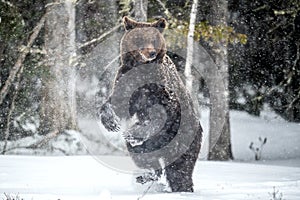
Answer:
[99,103,120,132]
[136,172,159,184]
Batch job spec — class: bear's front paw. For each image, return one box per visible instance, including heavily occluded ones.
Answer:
[123,133,144,146]
[99,103,120,132]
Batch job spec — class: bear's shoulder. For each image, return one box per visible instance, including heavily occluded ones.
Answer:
[161,54,177,71]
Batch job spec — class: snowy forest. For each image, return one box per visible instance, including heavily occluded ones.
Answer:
[0,0,300,199]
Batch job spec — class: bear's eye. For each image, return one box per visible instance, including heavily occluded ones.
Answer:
[136,43,144,50]
[135,39,144,48]
[152,39,159,48]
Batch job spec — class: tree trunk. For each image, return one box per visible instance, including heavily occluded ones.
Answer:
[185,0,198,93]
[207,0,233,160]
[184,0,201,117]
[134,0,148,21]
[40,0,77,134]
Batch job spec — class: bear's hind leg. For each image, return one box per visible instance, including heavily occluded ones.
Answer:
[165,154,196,192]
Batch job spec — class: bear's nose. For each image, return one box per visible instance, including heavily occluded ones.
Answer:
[149,51,156,58]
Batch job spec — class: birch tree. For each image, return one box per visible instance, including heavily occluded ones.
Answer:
[184,0,202,117]
[40,0,77,134]
[184,0,198,93]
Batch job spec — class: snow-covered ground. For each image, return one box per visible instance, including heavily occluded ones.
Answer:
[199,107,300,161]
[0,156,299,200]
[1,109,300,199]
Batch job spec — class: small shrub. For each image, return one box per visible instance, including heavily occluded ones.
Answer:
[3,193,23,200]
[269,186,284,200]
[249,136,267,160]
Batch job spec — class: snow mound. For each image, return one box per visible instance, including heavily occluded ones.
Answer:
[0,130,87,155]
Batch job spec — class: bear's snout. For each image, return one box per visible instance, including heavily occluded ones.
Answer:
[149,50,157,59]
[139,46,158,62]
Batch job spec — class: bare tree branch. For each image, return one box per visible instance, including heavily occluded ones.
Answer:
[78,23,122,49]
[19,45,46,54]
[155,0,173,18]
[0,12,47,105]
[78,9,135,49]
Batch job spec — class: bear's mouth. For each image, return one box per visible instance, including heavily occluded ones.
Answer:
[139,51,156,62]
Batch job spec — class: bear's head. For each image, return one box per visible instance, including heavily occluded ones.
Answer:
[121,16,167,64]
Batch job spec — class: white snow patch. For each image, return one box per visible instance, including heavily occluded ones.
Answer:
[199,108,300,161]
[0,156,299,199]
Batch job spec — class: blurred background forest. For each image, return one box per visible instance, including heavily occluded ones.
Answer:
[0,0,299,157]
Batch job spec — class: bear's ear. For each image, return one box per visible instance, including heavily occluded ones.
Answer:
[123,16,138,31]
[152,18,167,33]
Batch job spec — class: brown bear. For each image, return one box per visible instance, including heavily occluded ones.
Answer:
[99,16,202,192]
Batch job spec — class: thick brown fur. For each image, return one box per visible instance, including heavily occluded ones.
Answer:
[119,17,167,78]
[100,17,202,192]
